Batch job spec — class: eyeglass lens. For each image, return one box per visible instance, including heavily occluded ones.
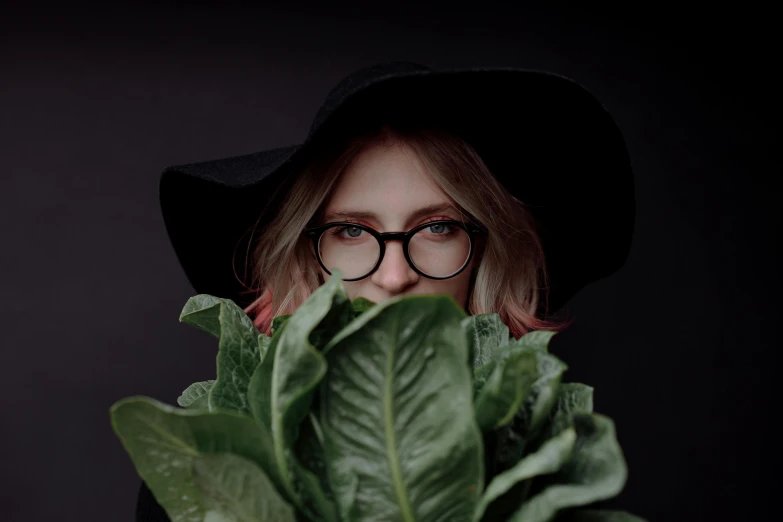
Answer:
[317,223,471,279]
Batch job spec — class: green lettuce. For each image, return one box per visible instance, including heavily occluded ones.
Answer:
[110,271,645,522]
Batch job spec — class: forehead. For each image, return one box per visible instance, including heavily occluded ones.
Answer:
[324,142,457,226]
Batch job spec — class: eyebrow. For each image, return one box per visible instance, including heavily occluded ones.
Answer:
[323,202,460,224]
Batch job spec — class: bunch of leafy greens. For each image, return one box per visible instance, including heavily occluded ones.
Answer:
[110,272,646,522]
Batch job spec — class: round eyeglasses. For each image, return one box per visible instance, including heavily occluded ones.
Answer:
[303,220,487,281]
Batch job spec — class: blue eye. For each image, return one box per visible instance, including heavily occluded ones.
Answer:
[337,226,364,238]
[428,223,446,234]
[425,222,456,235]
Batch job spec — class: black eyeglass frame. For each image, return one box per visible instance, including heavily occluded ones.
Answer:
[303,219,487,281]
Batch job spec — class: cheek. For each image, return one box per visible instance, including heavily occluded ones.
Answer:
[345,286,358,301]
[434,270,473,306]
[341,280,362,301]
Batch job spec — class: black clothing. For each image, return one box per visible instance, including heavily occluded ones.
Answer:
[135,481,169,522]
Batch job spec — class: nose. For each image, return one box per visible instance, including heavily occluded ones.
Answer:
[370,240,419,294]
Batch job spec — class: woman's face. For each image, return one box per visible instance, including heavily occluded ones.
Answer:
[318,142,477,309]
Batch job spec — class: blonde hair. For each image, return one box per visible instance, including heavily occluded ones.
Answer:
[242,123,571,339]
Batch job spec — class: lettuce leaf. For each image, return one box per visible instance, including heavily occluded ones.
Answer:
[180,295,263,415]
[319,295,483,522]
[110,397,285,521]
[111,276,644,522]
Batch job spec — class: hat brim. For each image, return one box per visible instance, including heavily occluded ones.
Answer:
[160,67,634,315]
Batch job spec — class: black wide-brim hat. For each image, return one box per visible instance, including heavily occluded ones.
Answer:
[160,61,634,316]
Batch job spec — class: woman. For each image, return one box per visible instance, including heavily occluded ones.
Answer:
[139,61,634,521]
[242,120,568,339]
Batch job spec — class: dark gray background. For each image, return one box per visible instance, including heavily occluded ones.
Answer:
[2,2,778,521]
